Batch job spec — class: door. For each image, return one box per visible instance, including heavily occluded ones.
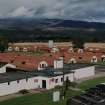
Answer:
[42,80,46,89]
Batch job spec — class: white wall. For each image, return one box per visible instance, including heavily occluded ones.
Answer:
[73,66,95,80]
[54,59,63,69]
[0,64,16,74]
[44,73,74,90]
[38,61,48,70]
[0,66,95,96]
[0,77,41,96]
[8,47,13,51]
[0,73,74,96]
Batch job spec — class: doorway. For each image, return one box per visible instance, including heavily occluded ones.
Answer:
[42,80,46,89]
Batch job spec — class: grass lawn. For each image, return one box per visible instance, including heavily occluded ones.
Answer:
[1,76,105,105]
[0,89,81,105]
[77,76,105,90]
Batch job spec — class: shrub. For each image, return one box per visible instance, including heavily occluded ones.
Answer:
[19,89,29,94]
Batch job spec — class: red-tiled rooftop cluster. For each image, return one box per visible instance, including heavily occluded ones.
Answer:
[0,52,61,71]
[0,47,105,71]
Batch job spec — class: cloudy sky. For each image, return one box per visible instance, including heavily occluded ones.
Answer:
[0,0,105,22]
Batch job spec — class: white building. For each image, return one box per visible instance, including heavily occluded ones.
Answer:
[91,56,98,63]
[0,63,16,74]
[0,64,95,96]
[23,47,28,52]
[54,58,64,69]
[14,47,20,52]
[72,66,95,80]
[51,46,59,53]
[8,47,13,52]
[68,58,77,64]
[38,61,48,70]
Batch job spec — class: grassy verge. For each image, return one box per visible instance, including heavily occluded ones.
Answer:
[77,76,105,90]
[0,89,81,105]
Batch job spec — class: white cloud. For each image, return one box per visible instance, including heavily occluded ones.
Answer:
[0,0,105,22]
[8,6,34,17]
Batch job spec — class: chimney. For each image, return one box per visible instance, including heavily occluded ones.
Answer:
[54,57,64,69]
[48,40,54,48]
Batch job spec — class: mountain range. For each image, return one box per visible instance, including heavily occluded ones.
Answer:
[0,18,105,42]
[0,18,105,30]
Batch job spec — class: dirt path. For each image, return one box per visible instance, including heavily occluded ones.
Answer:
[0,93,23,102]
[0,89,46,102]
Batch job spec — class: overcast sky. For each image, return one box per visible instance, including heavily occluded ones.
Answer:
[0,0,105,22]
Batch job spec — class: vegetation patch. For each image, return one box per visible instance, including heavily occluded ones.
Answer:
[77,76,105,90]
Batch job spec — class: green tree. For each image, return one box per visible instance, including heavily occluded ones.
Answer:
[0,36,8,52]
[73,39,84,49]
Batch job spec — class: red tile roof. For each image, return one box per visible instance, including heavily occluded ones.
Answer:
[0,52,61,71]
[0,49,105,71]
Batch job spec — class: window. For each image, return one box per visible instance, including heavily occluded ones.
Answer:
[11,60,14,63]
[51,78,55,82]
[26,78,28,82]
[66,76,69,80]
[8,82,10,85]
[55,79,58,83]
[50,54,52,57]
[40,64,42,68]
[42,64,45,68]
[22,61,26,64]
[34,79,38,83]
[93,51,96,53]
[79,57,82,59]
[17,80,20,84]
[61,78,63,82]
[40,63,47,68]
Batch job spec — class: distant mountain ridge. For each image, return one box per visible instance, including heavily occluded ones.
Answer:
[0,18,105,42]
[50,19,105,29]
[0,18,105,30]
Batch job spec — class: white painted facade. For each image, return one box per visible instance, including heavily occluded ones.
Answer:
[8,47,13,52]
[0,64,16,74]
[91,56,98,63]
[51,46,59,53]
[0,72,74,96]
[0,77,40,96]
[23,47,28,52]
[54,59,63,69]
[68,48,74,53]
[38,61,48,70]
[14,47,20,52]
[78,49,84,53]
[46,73,74,89]
[72,66,95,80]
[68,58,77,64]
[0,65,95,96]
[101,55,105,62]
[48,40,54,48]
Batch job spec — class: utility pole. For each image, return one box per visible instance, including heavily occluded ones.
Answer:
[61,54,66,100]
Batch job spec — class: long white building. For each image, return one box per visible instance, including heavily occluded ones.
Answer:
[0,63,95,96]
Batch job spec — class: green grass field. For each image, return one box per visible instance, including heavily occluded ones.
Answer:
[0,89,81,105]
[0,76,105,105]
[77,76,105,90]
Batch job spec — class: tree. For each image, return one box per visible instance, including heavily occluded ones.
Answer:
[73,39,84,49]
[62,77,71,99]
[0,36,8,52]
